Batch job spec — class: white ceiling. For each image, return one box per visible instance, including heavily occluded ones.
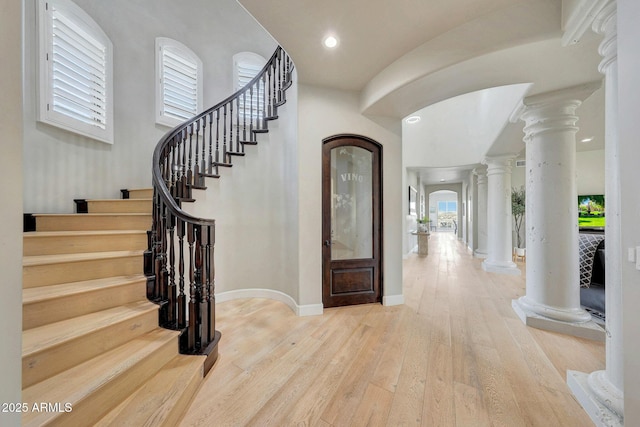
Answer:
[237,0,605,186]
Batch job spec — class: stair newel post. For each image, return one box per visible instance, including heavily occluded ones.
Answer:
[145,189,158,300]
[167,210,176,324]
[207,112,213,175]
[195,224,208,349]
[187,222,199,352]
[206,224,215,343]
[177,219,186,330]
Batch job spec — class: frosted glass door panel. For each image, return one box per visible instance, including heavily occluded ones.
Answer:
[330,146,372,260]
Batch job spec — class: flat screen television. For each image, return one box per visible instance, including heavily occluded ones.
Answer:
[578,194,605,229]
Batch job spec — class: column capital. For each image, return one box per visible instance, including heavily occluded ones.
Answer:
[560,0,613,47]
[482,155,516,176]
[471,166,487,177]
[518,81,602,142]
[592,1,617,74]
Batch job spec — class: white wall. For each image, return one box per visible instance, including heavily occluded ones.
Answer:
[298,84,403,305]
[618,1,640,422]
[576,149,605,195]
[0,1,23,424]
[23,0,277,213]
[184,77,299,303]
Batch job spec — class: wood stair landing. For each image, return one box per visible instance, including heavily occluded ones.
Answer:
[22,189,209,426]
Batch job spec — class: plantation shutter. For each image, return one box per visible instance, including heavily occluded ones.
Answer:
[50,5,108,130]
[237,60,264,119]
[161,47,199,121]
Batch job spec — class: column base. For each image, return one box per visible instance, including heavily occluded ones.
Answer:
[567,370,623,427]
[473,249,487,259]
[482,259,520,275]
[512,297,605,341]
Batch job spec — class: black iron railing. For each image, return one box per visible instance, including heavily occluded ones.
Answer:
[146,46,293,365]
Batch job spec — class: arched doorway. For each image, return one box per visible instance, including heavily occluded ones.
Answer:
[322,134,382,308]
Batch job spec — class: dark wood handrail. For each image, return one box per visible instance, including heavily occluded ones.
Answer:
[147,46,293,367]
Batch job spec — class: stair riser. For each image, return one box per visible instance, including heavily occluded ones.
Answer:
[126,189,154,199]
[24,233,147,256]
[23,256,142,288]
[87,200,152,214]
[23,279,147,330]
[35,215,152,231]
[23,308,159,389]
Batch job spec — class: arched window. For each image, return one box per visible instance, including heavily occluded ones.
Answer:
[38,0,114,143]
[233,52,266,91]
[233,52,266,120]
[156,37,203,127]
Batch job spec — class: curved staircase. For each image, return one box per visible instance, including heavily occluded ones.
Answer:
[22,46,295,425]
[22,190,204,426]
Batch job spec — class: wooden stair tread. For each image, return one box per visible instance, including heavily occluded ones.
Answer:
[23,275,146,305]
[22,328,179,427]
[33,213,151,217]
[95,355,204,427]
[23,250,145,266]
[23,300,158,357]
[86,198,153,202]
[24,230,146,238]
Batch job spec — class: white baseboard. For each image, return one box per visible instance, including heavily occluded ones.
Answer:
[383,294,404,306]
[215,288,323,317]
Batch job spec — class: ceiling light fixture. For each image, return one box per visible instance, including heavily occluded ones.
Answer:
[323,35,338,49]
[580,137,594,143]
[406,116,421,124]
[440,179,446,182]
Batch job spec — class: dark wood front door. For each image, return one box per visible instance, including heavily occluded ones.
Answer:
[322,135,382,308]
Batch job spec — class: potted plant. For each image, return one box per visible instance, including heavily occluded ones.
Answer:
[511,186,526,258]
[417,217,431,233]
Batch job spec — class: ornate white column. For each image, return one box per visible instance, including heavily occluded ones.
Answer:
[567,2,624,426]
[481,157,520,275]
[473,168,488,258]
[511,81,604,342]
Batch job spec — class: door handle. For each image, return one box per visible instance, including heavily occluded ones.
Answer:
[324,240,332,247]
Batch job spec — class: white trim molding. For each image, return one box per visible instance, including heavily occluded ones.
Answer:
[383,294,405,306]
[215,289,323,317]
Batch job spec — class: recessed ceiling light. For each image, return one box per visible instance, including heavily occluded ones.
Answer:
[580,137,594,143]
[406,116,421,124]
[440,179,446,182]
[323,35,338,48]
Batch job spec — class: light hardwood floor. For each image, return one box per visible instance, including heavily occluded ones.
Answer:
[180,232,604,426]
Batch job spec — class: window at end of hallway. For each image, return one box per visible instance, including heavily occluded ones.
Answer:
[156,37,203,128]
[38,0,114,143]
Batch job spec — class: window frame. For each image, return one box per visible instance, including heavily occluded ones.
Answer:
[37,0,114,144]
[155,37,203,128]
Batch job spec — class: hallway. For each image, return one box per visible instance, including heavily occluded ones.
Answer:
[181,232,604,426]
